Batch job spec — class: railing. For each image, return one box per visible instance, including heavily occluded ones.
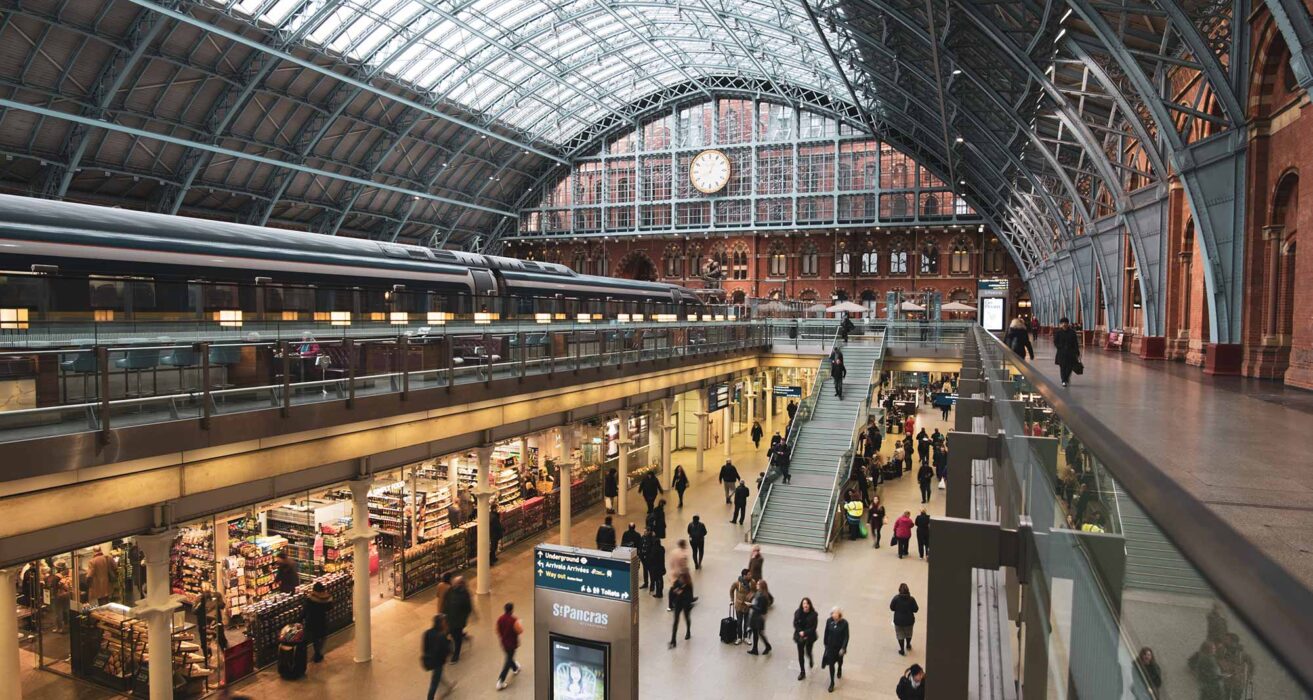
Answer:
[0,320,769,445]
[821,332,886,551]
[749,324,841,542]
[972,326,1313,698]
[879,320,973,350]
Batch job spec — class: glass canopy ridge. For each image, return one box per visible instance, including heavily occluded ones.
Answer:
[217,0,852,146]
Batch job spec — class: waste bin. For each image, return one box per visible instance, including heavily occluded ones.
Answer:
[277,623,307,680]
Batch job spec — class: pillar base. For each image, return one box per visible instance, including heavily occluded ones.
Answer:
[1285,362,1313,391]
[1082,330,1096,347]
[1137,336,1167,361]
[1242,344,1291,379]
[1203,343,1244,375]
[1165,336,1190,362]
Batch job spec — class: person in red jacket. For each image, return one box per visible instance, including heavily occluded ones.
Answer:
[494,602,524,691]
[892,511,915,559]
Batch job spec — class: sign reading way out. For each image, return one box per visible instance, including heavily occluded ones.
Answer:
[534,547,633,602]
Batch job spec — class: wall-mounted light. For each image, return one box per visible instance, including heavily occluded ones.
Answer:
[390,311,409,325]
[577,313,592,323]
[617,313,631,323]
[0,308,29,330]
[632,314,645,322]
[281,311,299,321]
[427,312,453,325]
[216,309,243,328]
[474,312,497,325]
[535,313,552,324]
[330,311,352,327]
[93,309,115,323]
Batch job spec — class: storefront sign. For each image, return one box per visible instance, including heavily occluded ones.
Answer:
[772,384,803,398]
[534,547,632,602]
[707,383,730,412]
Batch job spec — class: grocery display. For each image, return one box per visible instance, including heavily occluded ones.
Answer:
[169,527,214,603]
[246,572,353,667]
[70,603,209,697]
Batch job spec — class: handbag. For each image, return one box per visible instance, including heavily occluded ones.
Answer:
[1073,360,1085,376]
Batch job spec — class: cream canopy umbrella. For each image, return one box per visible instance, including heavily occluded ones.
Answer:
[826,301,868,314]
[899,301,926,312]
[941,301,977,313]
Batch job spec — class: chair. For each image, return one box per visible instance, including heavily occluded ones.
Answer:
[60,349,99,403]
[160,346,199,393]
[115,347,161,397]
[208,345,243,389]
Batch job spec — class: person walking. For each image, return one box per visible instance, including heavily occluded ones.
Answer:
[831,357,847,399]
[869,496,887,549]
[915,509,931,559]
[890,583,919,655]
[86,549,114,606]
[903,414,915,438]
[639,472,663,513]
[595,515,617,552]
[902,434,915,471]
[493,602,524,690]
[1053,317,1082,387]
[686,516,707,570]
[730,569,754,644]
[604,467,619,514]
[434,573,453,616]
[822,607,850,693]
[917,462,934,503]
[620,522,641,550]
[747,544,765,582]
[732,479,750,524]
[646,499,668,539]
[647,537,667,599]
[896,664,926,699]
[1137,647,1163,698]
[422,615,454,700]
[638,528,658,590]
[668,540,691,595]
[933,446,948,489]
[793,597,819,680]
[302,581,333,663]
[773,442,792,484]
[746,579,774,656]
[672,466,690,508]
[667,572,694,648]
[915,428,931,467]
[893,511,914,559]
[852,454,871,505]
[196,582,226,667]
[750,421,764,449]
[787,401,798,421]
[443,576,475,663]
[1004,317,1035,359]
[719,461,741,504]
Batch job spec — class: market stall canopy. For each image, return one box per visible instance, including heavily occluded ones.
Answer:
[899,301,927,312]
[826,301,868,314]
[805,303,829,312]
[941,301,977,312]
[756,301,790,312]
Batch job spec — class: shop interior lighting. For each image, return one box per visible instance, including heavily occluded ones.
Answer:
[330,311,352,327]
[427,312,453,325]
[553,313,566,320]
[535,313,552,324]
[617,313,631,323]
[93,309,114,322]
[0,308,29,330]
[217,309,243,328]
[577,313,592,323]
[474,311,496,325]
[281,311,299,321]
[632,314,644,322]
[687,314,699,322]
[370,312,386,322]
[389,311,409,325]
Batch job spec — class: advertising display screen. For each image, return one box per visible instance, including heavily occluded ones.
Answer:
[551,635,608,700]
[535,547,633,601]
[981,297,1005,331]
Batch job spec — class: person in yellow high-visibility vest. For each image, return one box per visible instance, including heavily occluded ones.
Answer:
[843,498,865,540]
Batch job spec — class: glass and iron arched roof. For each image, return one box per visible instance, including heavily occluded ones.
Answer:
[218,0,849,147]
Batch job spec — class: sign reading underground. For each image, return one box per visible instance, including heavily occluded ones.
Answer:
[534,548,632,601]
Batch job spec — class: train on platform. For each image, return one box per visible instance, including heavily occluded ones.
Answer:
[0,195,702,322]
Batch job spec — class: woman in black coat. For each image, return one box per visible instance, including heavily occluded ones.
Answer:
[890,583,919,655]
[868,496,887,549]
[672,466,690,508]
[792,597,819,680]
[916,463,934,504]
[1003,318,1035,359]
[604,468,619,513]
[897,664,926,699]
[1053,317,1082,387]
[821,607,850,693]
[646,500,667,539]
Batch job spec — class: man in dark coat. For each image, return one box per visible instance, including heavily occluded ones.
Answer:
[275,551,299,594]
[638,528,658,590]
[442,576,475,662]
[422,615,452,700]
[646,535,666,598]
[732,480,751,524]
[646,500,668,539]
[831,358,847,399]
[604,468,619,513]
[1053,317,1082,387]
[619,522,642,550]
[595,515,617,552]
[750,421,764,449]
[638,472,663,512]
[302,582,333,662]
[718,461,741,504]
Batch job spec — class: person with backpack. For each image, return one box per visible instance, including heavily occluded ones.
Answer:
[793,597,819,681]
[822,607,850,693]
[890,583,919,655]
[422,615,453,700]
[667,572,695,648]
[595,515,617,552]
[719,461,742,504]
[687,516,708,569]
[494,602,524,690]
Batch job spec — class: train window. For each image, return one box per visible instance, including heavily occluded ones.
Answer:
[202,283,240,310]
[0,275,45,307]
[89,276,125,310]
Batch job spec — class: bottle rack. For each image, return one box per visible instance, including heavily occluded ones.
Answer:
[414,486,453,543]
[397,526,471,598]
[367,488,406,549]
[169,527,214,603]
[239,537,286,605]
[265,507,318,580]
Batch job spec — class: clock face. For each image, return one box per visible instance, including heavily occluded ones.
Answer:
[689,150,732,194]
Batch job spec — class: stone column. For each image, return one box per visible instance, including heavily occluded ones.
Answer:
[132,530,179,700]
[0,569,21,700]
[660,397,675,488]
[695,390,709,473]
[615,409,632,516]
[346,477,378,662]
[722,398,732,459]
[1263,226,1283,338]
[474,445,495,595]
[559,428,575,546]
[764,371,774,439]
[651,404,665,487]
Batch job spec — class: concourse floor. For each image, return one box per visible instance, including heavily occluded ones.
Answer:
[1029,340,1313,586]
[20,405,949,700]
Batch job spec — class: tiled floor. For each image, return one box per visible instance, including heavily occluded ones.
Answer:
[1029,339,1313,586]
[21,404,950,700]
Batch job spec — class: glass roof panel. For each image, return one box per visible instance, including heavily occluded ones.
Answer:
[213,0,852,146]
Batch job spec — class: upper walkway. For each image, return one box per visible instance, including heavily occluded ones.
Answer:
[1030,338,1313,586]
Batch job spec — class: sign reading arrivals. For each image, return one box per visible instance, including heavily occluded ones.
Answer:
[534,547,633,602]
[707,383,730,412]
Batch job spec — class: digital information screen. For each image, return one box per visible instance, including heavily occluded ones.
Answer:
[982,297,1005,331]
[550,635,608,700]
[772,384,802,397]
[707,383,729,412]
[534,548,632,602]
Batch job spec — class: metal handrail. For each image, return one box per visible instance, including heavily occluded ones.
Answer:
[973,326,1313,693]
[821,332,886,550]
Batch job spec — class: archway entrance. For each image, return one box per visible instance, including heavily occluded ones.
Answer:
[616,252,657,281]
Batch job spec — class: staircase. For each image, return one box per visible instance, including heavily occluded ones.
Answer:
[1115,488,1213,596]
[752,340,883,550]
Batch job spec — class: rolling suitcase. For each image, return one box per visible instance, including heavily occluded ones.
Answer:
[719,606,738,644]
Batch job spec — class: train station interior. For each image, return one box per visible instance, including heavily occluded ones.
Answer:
[0,0,1312,698]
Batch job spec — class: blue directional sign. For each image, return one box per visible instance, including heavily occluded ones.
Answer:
[534,547,633,602]
[707,383,730,412]
[773,385,802,398]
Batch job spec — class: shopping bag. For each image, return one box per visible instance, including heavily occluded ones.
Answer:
[860,523,869,538]
[937,478,946,490]
[1074,361,1085,375]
